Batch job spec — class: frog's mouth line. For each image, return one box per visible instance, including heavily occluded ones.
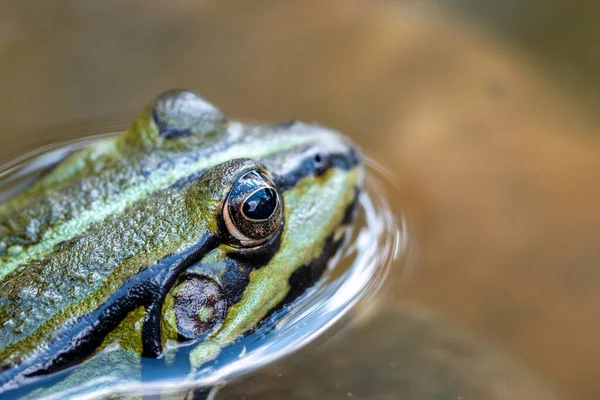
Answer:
[0,146,361,394]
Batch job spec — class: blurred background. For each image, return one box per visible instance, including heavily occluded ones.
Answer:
[1,1,599,399]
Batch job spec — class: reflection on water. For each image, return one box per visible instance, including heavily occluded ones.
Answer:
[0,137,404,399]
[221,301,562,400]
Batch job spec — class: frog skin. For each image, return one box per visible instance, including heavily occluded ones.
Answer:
[0,90,363,399]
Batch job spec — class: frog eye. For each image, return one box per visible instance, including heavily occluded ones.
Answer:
[152,89,227,139]
[223,170,283,247]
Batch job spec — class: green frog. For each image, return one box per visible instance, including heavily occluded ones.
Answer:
[0,90,363,399]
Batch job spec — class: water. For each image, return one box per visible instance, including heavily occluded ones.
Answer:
[0,135,405,399]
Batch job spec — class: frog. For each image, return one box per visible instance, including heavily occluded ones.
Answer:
[0,90,363,399]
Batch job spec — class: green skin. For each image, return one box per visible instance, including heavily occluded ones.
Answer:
[0,90,363,398]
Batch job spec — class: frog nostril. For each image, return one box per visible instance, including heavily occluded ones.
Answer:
[314,153,328,176]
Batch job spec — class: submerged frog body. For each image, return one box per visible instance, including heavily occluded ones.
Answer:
[0,90,363,398]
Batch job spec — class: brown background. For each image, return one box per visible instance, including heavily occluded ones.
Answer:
[1,1,599,399]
